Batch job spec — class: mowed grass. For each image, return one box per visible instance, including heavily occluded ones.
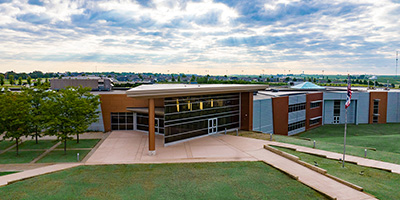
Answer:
[0,151,45,164]
[37,150,91,163]
[269,124,400,165]
[0,171,19,176]
[55,139,100,149]
[0,162,328,200]
[0,140,15,150]
[274,146,400,200]
[16,140,59,150]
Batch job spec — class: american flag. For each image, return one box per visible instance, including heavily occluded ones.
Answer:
[345,75,352,109]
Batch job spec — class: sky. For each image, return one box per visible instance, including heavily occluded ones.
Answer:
[0,0,399,75]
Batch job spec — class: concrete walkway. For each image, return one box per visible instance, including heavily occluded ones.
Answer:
[0,163,81,187]
[268,141,400,174]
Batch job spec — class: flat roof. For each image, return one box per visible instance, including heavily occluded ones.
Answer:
[126,84,268,98]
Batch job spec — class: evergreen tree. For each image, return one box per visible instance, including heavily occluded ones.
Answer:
[18,77,23,85]
[27,76,32,85]
[8,75,14,85]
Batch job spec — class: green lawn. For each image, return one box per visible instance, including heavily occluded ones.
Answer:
[16,140,59,150]
[0,162,327,200]
[274,146,400,200]
[271,124,400,165]
[0,140,15,150]
[56,139,100,149]
[0,151,45,164]
[37,150,91,163]
[0,171,19,176]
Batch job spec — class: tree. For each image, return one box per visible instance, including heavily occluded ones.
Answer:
[8,75,14,85]
[0,91,32,155]
[191,75,196,82]
[43,87,100,154]
[36,78,42,86]
[177,76,181,82]
[18,77,23,85]
[0,74,4,86]
[27,76,32,85]
[23,87,49,144]
[171,75,175,82]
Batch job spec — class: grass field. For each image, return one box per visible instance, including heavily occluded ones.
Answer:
[55,139,100,149]
[0,140,14,150]
[0,171,19,176]
[0,162,327,200]
[269,124,400,165]
[0,151,45,164]
[274,146,400,200]
[16,140,58,150]
[0,139,100,164]
[37,150,91,163]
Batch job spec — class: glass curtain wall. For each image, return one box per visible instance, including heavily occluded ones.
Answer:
[164,93,240,144]
[111,112,134,130]
[137,113,165,134]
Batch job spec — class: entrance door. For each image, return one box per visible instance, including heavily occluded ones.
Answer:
[208,118,218,134]
[155,118,160,134]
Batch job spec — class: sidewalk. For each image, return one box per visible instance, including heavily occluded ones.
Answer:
[0,163,81,187]
[267,141,400,174]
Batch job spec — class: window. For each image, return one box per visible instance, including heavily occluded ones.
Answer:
[334,100,341,116]
[111,112,134,130]
[310,102,321,109]
[373,100,379,123]
[288,103,306,113]
[309,118,321,126]
[164,93,240,144]
[288,120,305,132]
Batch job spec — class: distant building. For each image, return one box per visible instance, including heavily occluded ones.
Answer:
[50,77,113,91]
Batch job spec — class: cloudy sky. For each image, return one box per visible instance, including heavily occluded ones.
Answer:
[0,0,399,75]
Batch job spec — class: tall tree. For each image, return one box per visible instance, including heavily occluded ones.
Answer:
[0,74,4,86]
[18,77,23,85]
[0,91,32,155]
[43,87,100,154]
[23,87,48,144]
[8,75,14,85]
[27,76,32,86]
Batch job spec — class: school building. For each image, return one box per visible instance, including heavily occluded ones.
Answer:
[87,83,400,154]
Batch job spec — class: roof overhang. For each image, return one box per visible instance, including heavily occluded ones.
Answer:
[126,107,165,116]
[126,84,268,98]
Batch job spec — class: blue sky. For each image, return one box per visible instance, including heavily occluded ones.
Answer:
[0,0,399,75]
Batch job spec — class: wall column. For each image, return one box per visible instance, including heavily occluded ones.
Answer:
[148,98,156,155]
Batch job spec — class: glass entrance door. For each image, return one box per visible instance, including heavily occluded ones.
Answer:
[208,118,218,134]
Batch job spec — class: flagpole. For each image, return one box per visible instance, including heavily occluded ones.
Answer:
[342,108,347,168]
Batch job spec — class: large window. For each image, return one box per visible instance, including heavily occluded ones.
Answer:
[164,93,240,144]
[111,112,134,130]
[136,113,164,133]
[334,100,341,116]
[288,103,306,112]
[288,120,305,132]
[310,101,321,109]
[373,100,379,123]
[309,117,321,126]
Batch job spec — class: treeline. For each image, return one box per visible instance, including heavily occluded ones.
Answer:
[1,71,58,79]
[0,86,100,155]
